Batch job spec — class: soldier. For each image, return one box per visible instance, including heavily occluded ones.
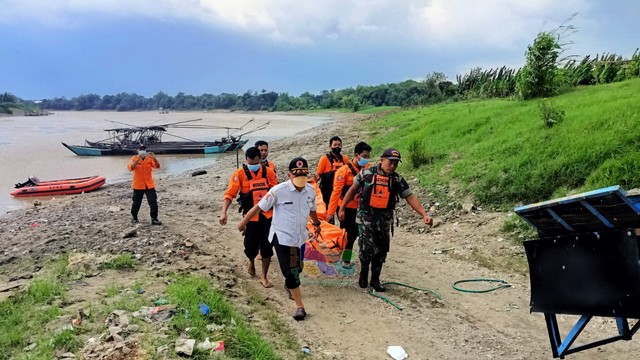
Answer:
[339,148,433,291]
[326,141,372,267]
[220,146,278,288]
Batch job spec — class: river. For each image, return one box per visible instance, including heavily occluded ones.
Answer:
[0,111,331,215]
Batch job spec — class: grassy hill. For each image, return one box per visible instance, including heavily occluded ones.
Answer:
[365,79,640,208]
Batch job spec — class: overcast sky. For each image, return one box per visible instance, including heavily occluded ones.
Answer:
[1,0,638,100]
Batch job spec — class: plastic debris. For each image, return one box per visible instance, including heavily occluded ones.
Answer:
[154,298,169,305]
[133,305,176,322]
[199,303,210,316]
[212,340,225,353]
[197,338,213,351]
[387,345,408,360]
[175,339,196,356]
[302,346,312,354]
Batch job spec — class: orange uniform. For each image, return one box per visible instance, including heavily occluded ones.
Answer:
[327,161,369,216]
[128,156,159,190]
[263,160,277,180]
[224,164,278,221]
[316,153,349,178]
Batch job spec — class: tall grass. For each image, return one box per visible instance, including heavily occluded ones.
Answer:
[365,79,640,207]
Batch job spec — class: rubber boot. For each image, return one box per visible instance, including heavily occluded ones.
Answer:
[358,261,370,288]
[370,257,386,292]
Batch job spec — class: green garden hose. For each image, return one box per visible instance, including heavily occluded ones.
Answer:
[452,278,511,293]
[368,281,443,310]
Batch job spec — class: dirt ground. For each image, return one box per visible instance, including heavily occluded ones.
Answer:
[1,112,639,359]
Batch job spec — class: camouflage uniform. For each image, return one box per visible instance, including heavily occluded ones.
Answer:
[354,164,412,289]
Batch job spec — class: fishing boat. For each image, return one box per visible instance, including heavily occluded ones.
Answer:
[11,175,106,197]
[62,118,264,156]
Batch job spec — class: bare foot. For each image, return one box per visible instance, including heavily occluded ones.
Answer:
[259,277,273,288]
[247,261,256,277]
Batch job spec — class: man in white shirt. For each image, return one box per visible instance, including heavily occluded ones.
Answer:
[238,157,321,321]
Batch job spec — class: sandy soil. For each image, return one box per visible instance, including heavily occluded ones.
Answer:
[1,112,638,359]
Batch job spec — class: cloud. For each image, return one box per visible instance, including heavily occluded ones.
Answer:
[1,0,593,49]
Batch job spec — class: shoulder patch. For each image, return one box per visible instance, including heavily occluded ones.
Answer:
[233,176,238,182]
[337,175,343,181]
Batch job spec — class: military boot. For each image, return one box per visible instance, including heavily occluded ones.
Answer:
[358,261,370,288]
[370,258,386,292]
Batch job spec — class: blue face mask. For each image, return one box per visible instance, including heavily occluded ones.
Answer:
[358,157,369,166]
[247,164,261,172]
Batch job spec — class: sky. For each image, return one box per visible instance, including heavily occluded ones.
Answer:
[1,0,638,100]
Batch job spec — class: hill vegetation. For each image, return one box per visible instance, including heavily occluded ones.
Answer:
[365,78,640,208]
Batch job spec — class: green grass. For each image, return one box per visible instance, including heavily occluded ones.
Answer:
[0,256,80,360]
[357,106,400,114]
[164,275,280,360]
[364,79,640,208]
[99,253,138,270]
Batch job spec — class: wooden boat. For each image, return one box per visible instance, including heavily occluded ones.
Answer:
[62,118,266,156]
[11,175,106,197]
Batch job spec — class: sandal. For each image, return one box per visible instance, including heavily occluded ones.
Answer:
[293,307,307,321]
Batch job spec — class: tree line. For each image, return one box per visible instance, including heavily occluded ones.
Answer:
[5,32,640,114]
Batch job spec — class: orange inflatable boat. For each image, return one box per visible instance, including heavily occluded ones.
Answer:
[11,175,106,197]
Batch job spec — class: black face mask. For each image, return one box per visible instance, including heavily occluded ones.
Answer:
[331,147,342,155]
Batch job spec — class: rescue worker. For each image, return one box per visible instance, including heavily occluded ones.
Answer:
[128,144,162,225]
[238,157,322,321]
[315,136,349,213]
[219,146,278,288]
[255,140,276,176]
[326,141,372,267]
[339,148,433,292]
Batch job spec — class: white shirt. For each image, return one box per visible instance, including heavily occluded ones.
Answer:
[258,179,316,247]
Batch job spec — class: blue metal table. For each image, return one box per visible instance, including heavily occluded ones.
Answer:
[515,185,640,358]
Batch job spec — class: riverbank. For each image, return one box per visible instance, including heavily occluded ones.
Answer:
[0,111,636,359]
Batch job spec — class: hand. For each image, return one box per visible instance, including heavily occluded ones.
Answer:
[147,151,156,158]
[326,214,334,224]
[219,213,227,225]
[237,221,247,233]
[338,208,346,222]
[313,223,321,237]
[423,214,433,227]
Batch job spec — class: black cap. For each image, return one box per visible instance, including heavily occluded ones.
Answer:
[138,144,147,150]
[288,157,309,175]
[381,148,402,161]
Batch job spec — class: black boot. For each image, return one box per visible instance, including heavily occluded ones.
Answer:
[370,258,386,292]
[358,261,370,288]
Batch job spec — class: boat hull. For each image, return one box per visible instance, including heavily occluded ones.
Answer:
[11,176,106,197]
[62,142,233,156]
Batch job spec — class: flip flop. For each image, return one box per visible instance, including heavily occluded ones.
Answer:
[260,278,273,288]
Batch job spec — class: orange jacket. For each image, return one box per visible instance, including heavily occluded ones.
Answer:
[224,164,278,220]
[128,155,159,190]
[327,161,369,215]
[316,153,349,177]
[263,160,277,180]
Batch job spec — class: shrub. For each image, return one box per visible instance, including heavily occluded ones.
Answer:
[538,100,565,128]
[408,138,432,168]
